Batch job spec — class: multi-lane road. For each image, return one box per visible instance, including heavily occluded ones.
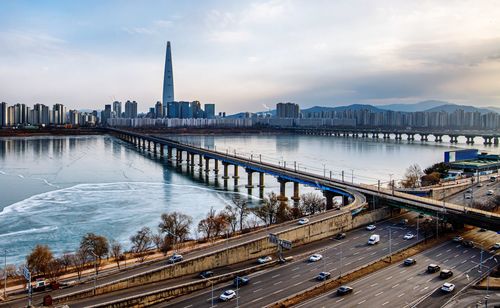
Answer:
[447,180,499,206]
[297,233,497,308]
[156,216,420,307]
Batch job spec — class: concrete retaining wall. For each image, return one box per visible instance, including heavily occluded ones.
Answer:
[430,182,470,200]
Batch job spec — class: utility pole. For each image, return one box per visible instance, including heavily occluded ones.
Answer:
[91,251,98,296]
[389,227,392,262]
[3,249,6,300]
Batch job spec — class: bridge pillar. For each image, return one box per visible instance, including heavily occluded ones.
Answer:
[494,137,499,145]
[420,134,428,142]
[466,136,475,144]
[291,182,300,202]
[198,154,203,167]
[159,145,164,157]
[372,133,379,139]
[232,165,239,179]
[204,157,210,173]
[222,162,230,179]
[245,169,254,188]
[408,133,415,141]
[213,160,219,175]
[142,138,146,148]
[167,147,173,160]
[258,172,265,188]
[483,136,492,145]
[189,153,195,166]
[434,135,443,142]
[153,142,157,154]
[147,141,151,151]
[323,191,335,210]
[277,178,288,201]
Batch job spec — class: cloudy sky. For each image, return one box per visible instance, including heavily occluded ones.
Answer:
[1,0,500,113]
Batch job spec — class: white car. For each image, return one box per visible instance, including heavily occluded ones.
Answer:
[298,218,310,225]
[403,233,415,240]
[257,256,272,264]
[487,190,494,196]
[441,282,455,293]
[309,253,323,262]
[366,225,376,231]
[219,290,236,301]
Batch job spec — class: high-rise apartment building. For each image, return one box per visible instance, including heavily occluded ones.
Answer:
[124,100,138,118]
[155,101,163,118]
[113,101,122,118]
[0,102,6,127]
[276,102,300,118]
[204,104,215,119]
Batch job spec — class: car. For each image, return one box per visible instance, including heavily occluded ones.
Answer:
[257,256,272,264]
[440,269,453,279]
[400,219,409,225]
[403,233,415,240]
[337,285,354,295]
[233,276,250,286]
[368,234,380,245]
[403,258,416,266]
[462,240,474,248]
[167,253,183,264]
[418,214,425,219]
[309,253,323,262]
[479,228,487,232]
[298,218,310,225]
[465,193,472,199]
[33,278,48,292]
[478,183,484,187]
[441,282,455,293]
[490,243,500,251]
[316,271,331,281]
[467,188,473,193]
[219,290,236,301]
[452,236,463,243]
[427,264,441,273]
[366,225,376,231]
[199,270,214,278]
[487,190,494,196]
[335,233,346,240]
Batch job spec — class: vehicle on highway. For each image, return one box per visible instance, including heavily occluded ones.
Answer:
[462,240,474,248]
[399,219,409,225]
[403,232,415,240]
[309,253,323,262]
[490,243,500,251]
[440,269,453,279]
[441,282,455,293]
[316,271,331,281]
[403,258,416,266]
[298,218,310,225]
[491,176,497,182]
[418,214,425,218]
[479,228,487,232]
[199,270,214,278]
[478,183,483,187]
[452,236,463,243]
[368,234,380,245]
[34,278,48,292]
[465,193,472,199]
[233,276,250,286]
[487,190,494,196]
[427,264,441,273]
[335,233,346,240]
[167,253,183,264]
[219,290,236,301]
[337,285,354,295]
[467,188,473,193]
[366,224,376,231]
[257,256,272,264]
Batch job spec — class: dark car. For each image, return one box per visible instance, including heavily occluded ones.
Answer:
[403,258,416,266]
[233,276,250,287]
[167,254,183,264]
[462,240,474,248]
[335,233,346,240]
[440,269,453,279]
[316,272,331,281]
[337,286,353,295]
[427,264,441,273]
[199,270,214,278]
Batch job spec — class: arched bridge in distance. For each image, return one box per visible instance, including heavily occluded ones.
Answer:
[107,128,500,231]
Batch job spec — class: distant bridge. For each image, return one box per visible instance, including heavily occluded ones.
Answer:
[108,128,500,231]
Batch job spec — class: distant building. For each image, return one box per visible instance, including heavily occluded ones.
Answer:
[53,104,66,125]
[204,103,215,119]
[0,102,7,127]
[191,101,203,118]
[162,41,174,107]
[155,101,163,118]
[113,101,122,118]
[101,104,112,125]
[276,102,300,118]
[124,100,138,118]
[180,101,192,119]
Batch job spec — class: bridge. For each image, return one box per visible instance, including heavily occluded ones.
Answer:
[292,127,500,145]
[108,128,500,230]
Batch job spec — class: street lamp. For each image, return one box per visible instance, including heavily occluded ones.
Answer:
[90,251,98,296]
[3,249,6,300]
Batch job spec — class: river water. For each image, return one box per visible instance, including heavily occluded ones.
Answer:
[0,134,497,264]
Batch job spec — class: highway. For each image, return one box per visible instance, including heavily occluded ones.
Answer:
[297,235,497,308]
[0,204,360,308]
[152,215,421,307]
[446,180,499,207]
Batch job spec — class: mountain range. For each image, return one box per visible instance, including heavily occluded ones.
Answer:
[228,100,499,118]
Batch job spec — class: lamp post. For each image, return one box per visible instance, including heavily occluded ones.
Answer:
[211,279,214,307]
[389,227,392,262]
[3,249,6,300]
[90,251,98,296]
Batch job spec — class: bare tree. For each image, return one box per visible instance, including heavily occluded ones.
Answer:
[159,212,193,244]
[26,244,54,275]
[152,232,163,250]
[110,241,123,269]
[70,249,88,281]
[223,204,238,234]
[80,233,109,271]
[254,192,280,225]
[300,192,325,215]
[46,259,64,283]
[130,227,153,253]
[401,164,424,188]
[231,196,250,232]
[60,252,73,272]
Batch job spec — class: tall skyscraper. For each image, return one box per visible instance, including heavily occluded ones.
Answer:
[113,101,122,118]
[0,102,6,127]
[155,101,163,118]
[162,41,174,109]
[204,104,215,119]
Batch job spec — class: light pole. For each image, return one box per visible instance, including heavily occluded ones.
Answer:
[323,164,326,178]
[3,249,6,300]
[236,275,240,307]
[416,216,419,242]
[90,251,98,296]
[351,169,354,184]
[389,227,392,262]
[211,279,214,307]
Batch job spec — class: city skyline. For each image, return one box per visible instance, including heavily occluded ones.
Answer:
[1,1,500,113]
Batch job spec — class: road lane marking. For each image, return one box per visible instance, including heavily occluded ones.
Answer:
[354,291,361,295]
[392,283,399,288]
[436,253,442,257]
[444,259,449,263]
[358,257,365,261]
[398,293,405,297]
[462,260,467,264]
[292,274,300,279]
[273,281,282,286]
[421,286,429,291]
[353,252,360,255]
[385,276,393,280]
[371,252,377,255]
[336,298,345,303]
[358,300,366,305]
[375,291,384,297]
[183,305,193,308]
[292,267,300,271]
[446,249,451,252]
[254,280,262,284]
[382,301,390,306]
[250,296,264,303]
[253,288,263,293]
[426,278,432,282]
[454,254,459,258]
[400,269,407,273]
[371,283,378,287]
[272,289,283,294]
[271,274,280,278]
[382,248,388,250]
[294,281,304,286]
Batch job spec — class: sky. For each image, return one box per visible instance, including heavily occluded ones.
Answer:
[1,0,500,113]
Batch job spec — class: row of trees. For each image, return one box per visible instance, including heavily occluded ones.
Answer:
[3,190,327,282]
[400,162,451,188]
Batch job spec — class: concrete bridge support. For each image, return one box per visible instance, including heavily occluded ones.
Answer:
[204,157,211,173]
[483,136,493,145]
[189,153,195,167]
[434,135,443,142]
[142,138,146,149]
[153,142,157,155]
[258,172,265,188]
[407,134,415,141]
[159,145,164,157]
[198,154,203,167]
[245,169,254,188]
[495,137,499,145]
[177,150,183,163]
[466,136,475,144]
[372,133,379,139]
[420,134,428,142]
[324,191,335,210]
[449,135,458,143]
[147,141,151,151]
[213,160,219,175]
[167,147,173,160]
[222,162,230,180]
[277,178,288,201]
[291,182,300,202]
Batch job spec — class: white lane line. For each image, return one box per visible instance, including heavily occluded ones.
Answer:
[358,257,365,261]
[371,283,378,287]
[274,281,282,286]
[456,244,461,248]
[272,289,283,294]
[271,274,280,278]
[454,254,459,258]
[436,253,443,257]
[392,283,399,288]
[354,291,362,295]
[407,277,414,281]
[421,286,429,292]
[426,278,433,283]
[250,296,264,303]
[353,236,360,240]
[345,262,352,266]
[292,274,300,279]
[382,301,390,306]
[375,291,384,297]
[385,276,393,280]
[337,298,345,303]
[353,252,360,255]
[183,305,193,308]
[254,280,262,284]
[294,281,304,286]
[400,269,407,274]
[444,259,449,263]
[398,293,405,297]
[358,300,366,305]
[446,249,451,252]
[471,255,476,259]
[292,267,300,271]
[461,260,467,264]
[253,288,263,293]
[382,247,388,250]
[371,252,377,255]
